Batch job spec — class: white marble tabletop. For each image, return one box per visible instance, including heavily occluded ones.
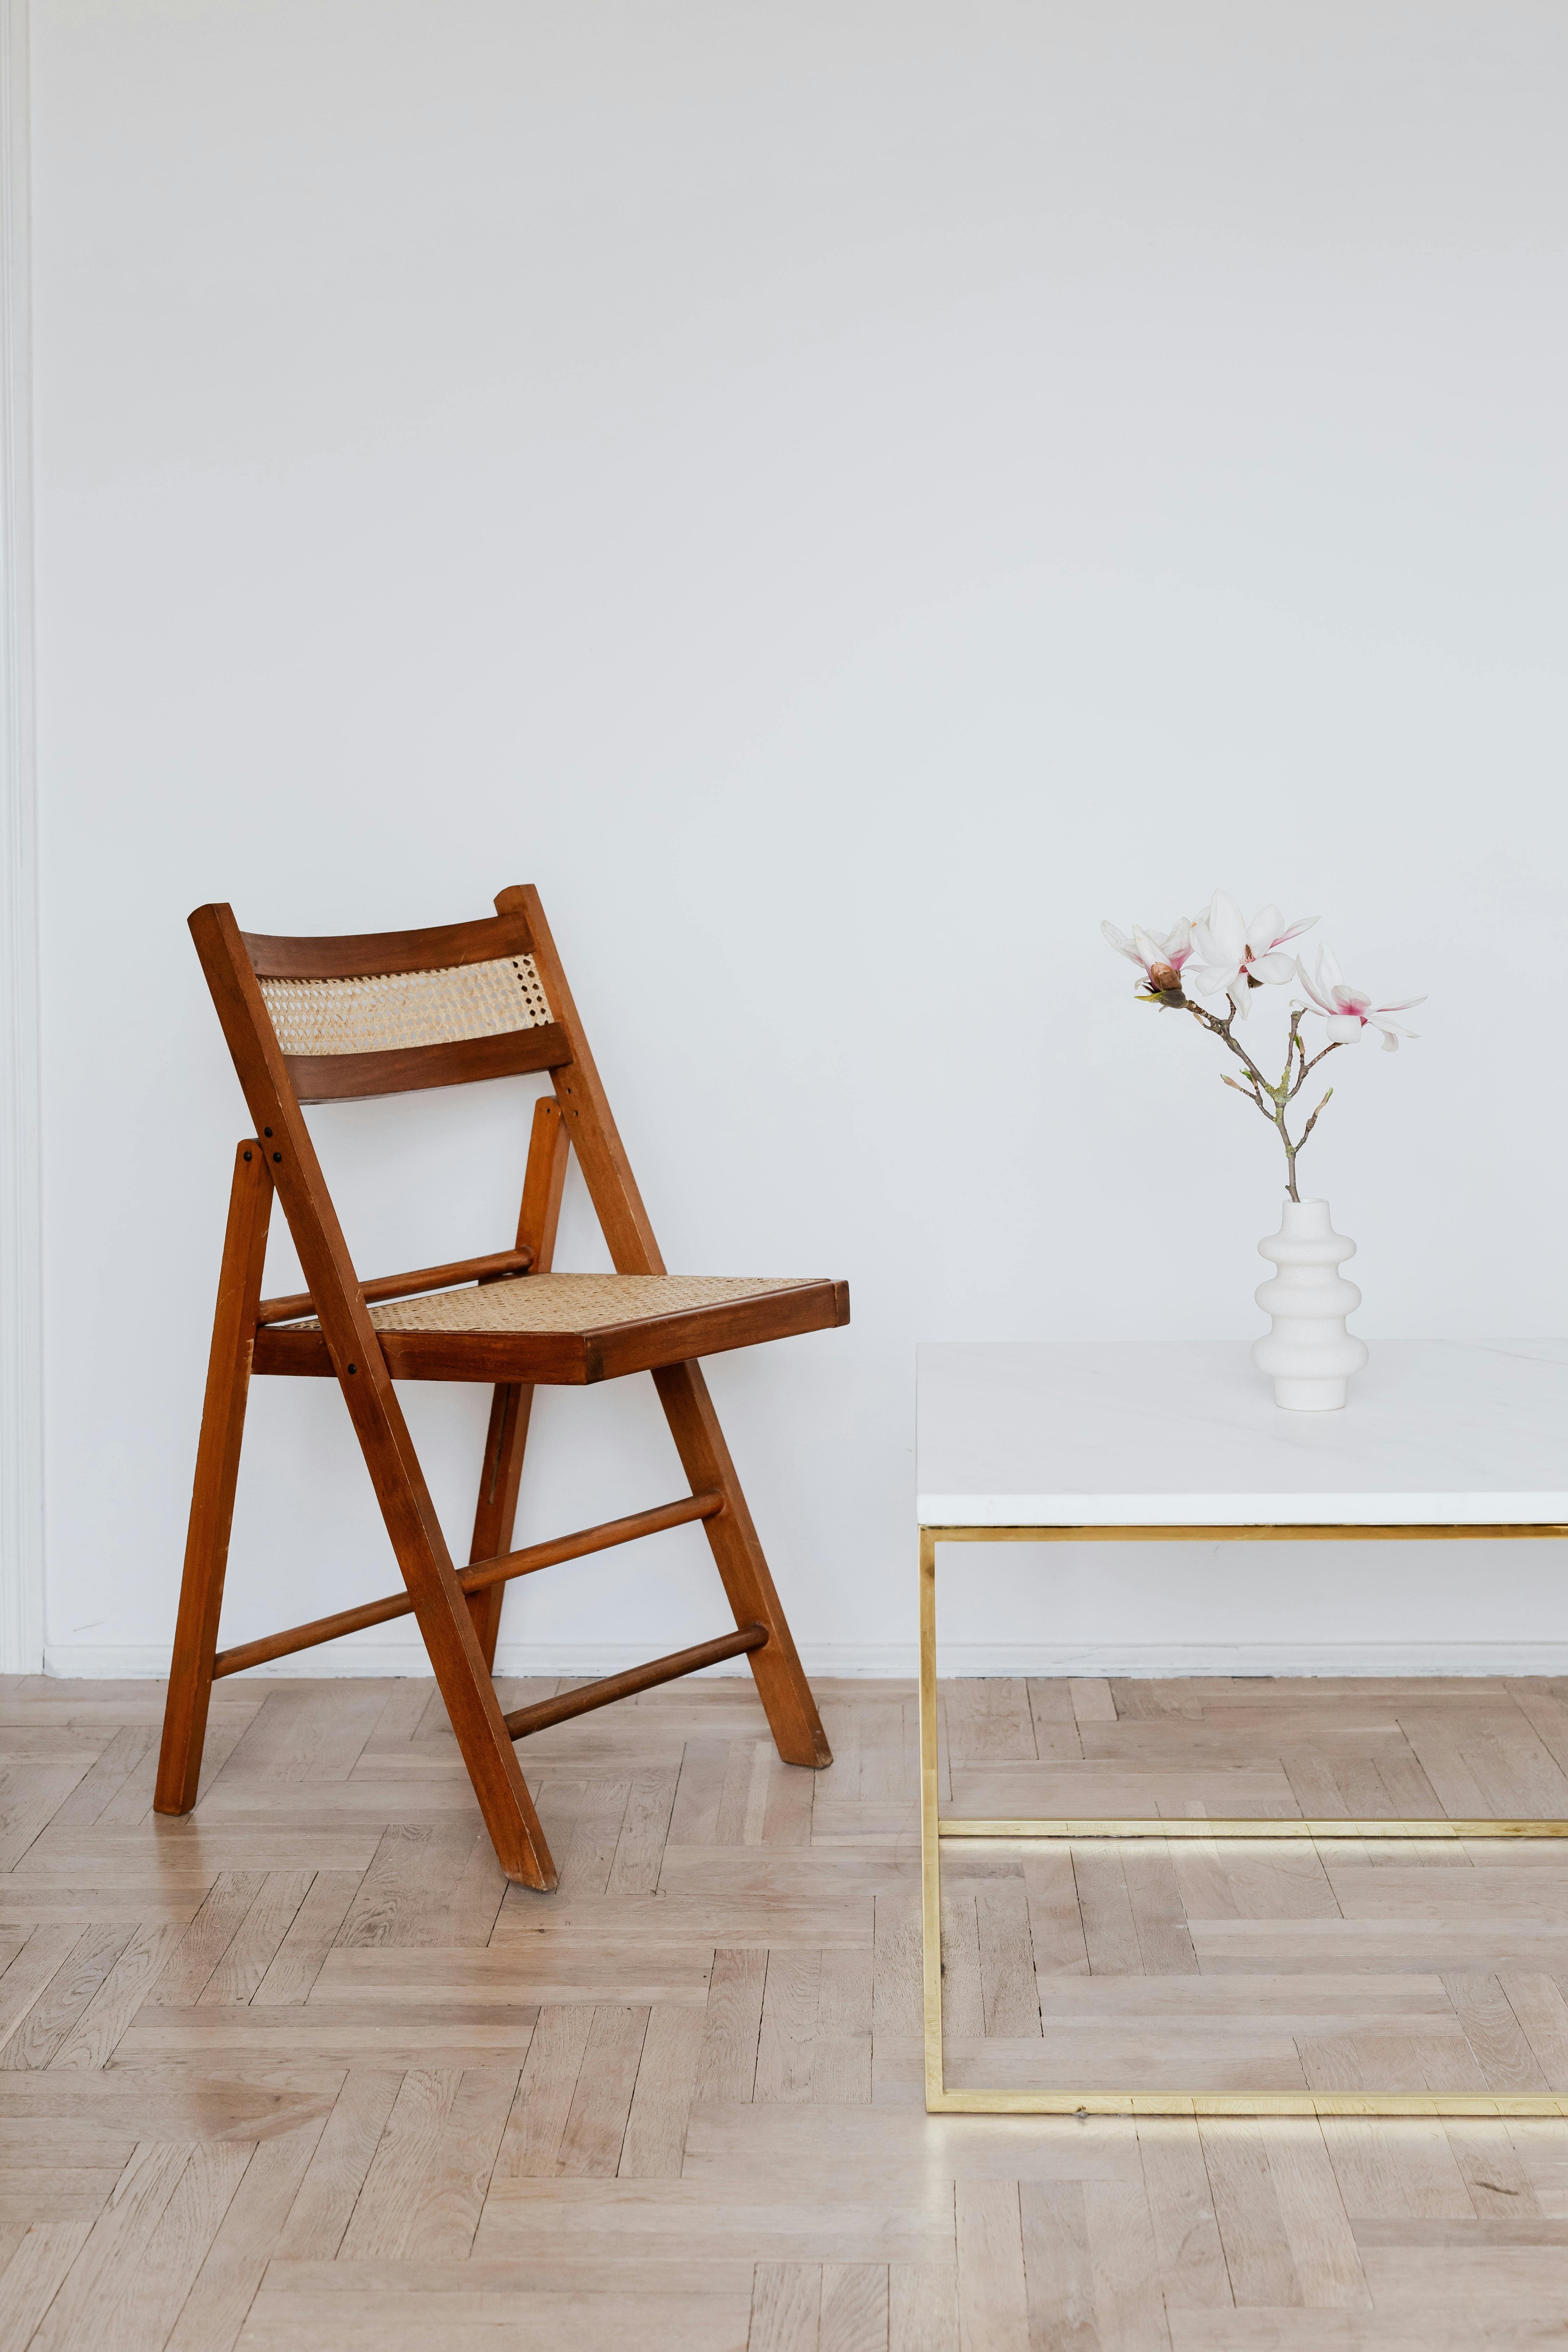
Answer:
[916,1340,1568,1527]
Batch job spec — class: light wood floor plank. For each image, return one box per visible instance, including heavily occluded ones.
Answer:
[695,1949,767,2105]
[1198,2119,1302,2308]
[491,2004,593,2178]
[146,1876,267,2008]
[339,2067,465,2259]
[943,1680,1038,1766]
[249,1871,363,2007]
[0,1925,132,2071]
[889,2261,959,2352]
[0,1674,1567,2339]
[1085,2176,1171,2350]
[620,2003,705,2177]
[813,1947,873,2106]
[608,1773,680,1893]
[757,1953,823,2105]
[1020,2179,1099,2346]
[1265,2125,1371,2309]
[273,2071,403,2261]
[666,1740,733,1848]
[1027,1678,1084,1763]
[955,2179,1028,2351]
[47,1920,186,2071]
[28,2141,195,2352]
[0,1928,93,2057]
[222,1685,391,1786]
[555,2004,649,2176]
[976,1879,1042,2036]
[48,1730,157,1830]
[105,2139,253,2352]
[1136,2119,1232,2311]
[163,2121,328,2352]
[748,2260,822,2352]
[0,2220,95,2345]
[0,1762,100,1871]
[821,2262,889,2352]
[239,2289,753,2351]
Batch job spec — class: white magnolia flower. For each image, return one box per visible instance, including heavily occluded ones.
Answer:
[1100,917,1194,998]
[1295,947,1424,1051]
[1185,891,1318,1016]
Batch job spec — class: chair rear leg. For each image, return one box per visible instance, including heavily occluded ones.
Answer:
[466,1096,571,1670]
[467,1381,537,1670]
[155,1142,273,1815]
[652,1360,831,1768]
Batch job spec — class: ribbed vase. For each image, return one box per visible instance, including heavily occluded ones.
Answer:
[1251,1196,1368,1411]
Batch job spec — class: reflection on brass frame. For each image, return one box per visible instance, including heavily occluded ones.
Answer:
[918,1521,1568,2118]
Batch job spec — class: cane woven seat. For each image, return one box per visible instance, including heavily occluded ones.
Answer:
[254,1266,847,1385]
[290,1273,814,1336]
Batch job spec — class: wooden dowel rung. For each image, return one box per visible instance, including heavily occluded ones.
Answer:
[503,1624,768,1741]
[460,1490,723,1594]
[213,1589,415,1676]
[256,1245,534,1328]
[211,1490,726,1678]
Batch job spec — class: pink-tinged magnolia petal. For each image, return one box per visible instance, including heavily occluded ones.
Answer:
[1331,987,1372,1016]
[1270,913,1319,946]
[1378,1025,1401,1051]
[1198,890,1247,961]
[1229,985,1252,1020]
[1101,920,1143,964]
[1373,993,1427,1013]
[1163,917,1196,967]
[1247,904,1284,952]
[1324,1012,1364,1044]
[1314,944,1345,994]
[1185,959,1243,999]
[1293,954,1335,1014]
[1247,950,1296,984]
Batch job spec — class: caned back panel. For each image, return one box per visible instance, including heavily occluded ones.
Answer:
[258,955,552,1056]
[238,911,569,1101]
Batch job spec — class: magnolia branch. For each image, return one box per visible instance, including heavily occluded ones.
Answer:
[1102,898,1423,1200]
[1184,997,1340,1202]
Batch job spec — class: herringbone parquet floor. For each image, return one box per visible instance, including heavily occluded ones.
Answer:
[3,1670,1568,2346]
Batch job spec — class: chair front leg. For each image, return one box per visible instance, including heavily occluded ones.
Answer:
[155,1141,273,1815]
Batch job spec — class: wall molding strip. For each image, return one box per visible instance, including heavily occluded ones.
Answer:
[43,1640,1568,1682]
[0,0,43,1675]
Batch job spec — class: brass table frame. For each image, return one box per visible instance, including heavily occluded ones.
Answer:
[919,1520,1568,2118]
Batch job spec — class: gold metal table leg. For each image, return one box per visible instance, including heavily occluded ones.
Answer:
[919,1519,1568,2118]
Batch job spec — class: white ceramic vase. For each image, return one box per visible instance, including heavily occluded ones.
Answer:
[1250,1196,1368,1411]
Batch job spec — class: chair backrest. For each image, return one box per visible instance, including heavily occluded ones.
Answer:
[189,887,667,1324]
[243,907,564,1103]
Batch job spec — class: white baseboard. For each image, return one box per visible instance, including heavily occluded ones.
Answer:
[40,1638,1568,1681]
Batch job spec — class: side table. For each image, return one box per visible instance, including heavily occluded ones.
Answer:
[917,1339,1568,2118]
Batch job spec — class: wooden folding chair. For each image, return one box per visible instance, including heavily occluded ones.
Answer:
[154,886,847,1888]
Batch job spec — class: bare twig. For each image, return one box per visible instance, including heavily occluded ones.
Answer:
[1178,993,1343,1200]
[1294,1042,1340,1089]
[1297,1088,1334,1150]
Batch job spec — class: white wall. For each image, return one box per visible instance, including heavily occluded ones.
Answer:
[27,0,1568,1678]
